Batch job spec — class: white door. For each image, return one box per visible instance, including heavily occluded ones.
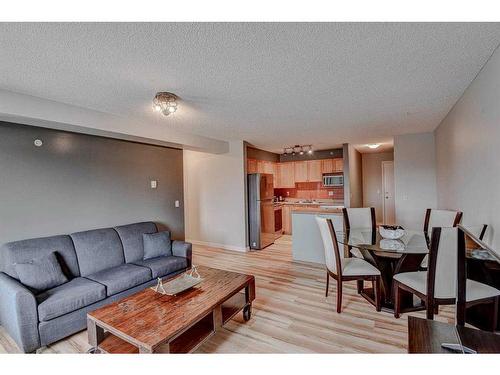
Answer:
[382,161,395,225]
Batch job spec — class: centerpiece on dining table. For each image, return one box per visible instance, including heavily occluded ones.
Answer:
[379,225,406,251]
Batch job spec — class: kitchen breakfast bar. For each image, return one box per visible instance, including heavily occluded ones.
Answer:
[292,207,344,264]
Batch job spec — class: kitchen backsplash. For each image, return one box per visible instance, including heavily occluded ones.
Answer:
[274,182,344,200]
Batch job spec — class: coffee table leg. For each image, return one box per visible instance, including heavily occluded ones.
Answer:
[87,318,105,354]
[243,304,252,321]
[139,345,155,354]
[243,279,256,322]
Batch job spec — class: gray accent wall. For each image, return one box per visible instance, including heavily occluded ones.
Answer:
[0,121,184,244]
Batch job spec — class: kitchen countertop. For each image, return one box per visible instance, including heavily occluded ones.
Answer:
[291,206,343,214]
[276,201,344,206]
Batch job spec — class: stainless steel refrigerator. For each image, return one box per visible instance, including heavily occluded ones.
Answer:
[248,173,275,250]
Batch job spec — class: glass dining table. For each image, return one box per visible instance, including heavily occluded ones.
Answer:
[336,228,429,312]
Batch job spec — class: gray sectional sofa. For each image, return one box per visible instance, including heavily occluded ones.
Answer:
[0,222,192,353]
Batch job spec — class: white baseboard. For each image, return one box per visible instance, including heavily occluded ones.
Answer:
[186,239,249,252]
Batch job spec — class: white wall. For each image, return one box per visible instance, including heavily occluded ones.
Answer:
[362,151,394,223]
[343,144,363,207]
[435,45,500,251]
[394,133,437,230]
[183,140,248,251]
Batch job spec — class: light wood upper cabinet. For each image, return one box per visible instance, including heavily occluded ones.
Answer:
[247,158,257,174]
[272,163,278,186]
[255,160,264,174]
[307,160,322,182]
[262,161,274,175]
[294,160,322,182]
[277,162,295,188]
[334,158,344,173]
[320,158,343,174]
[321,159,334,173]
[247,157,341,186]
[294,161,308,182]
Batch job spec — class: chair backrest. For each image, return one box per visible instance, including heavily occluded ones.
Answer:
[427,227,458,300]
[316,216,342,275]
[424,209,462,234]
[343,207,376,230]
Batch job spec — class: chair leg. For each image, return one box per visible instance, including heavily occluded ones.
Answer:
[336,279,342,313]
[491,297,499,332]
[374,277,381,312]
[325,272,329,297]
[357,280,363,294]
[426,300,435,320]
[394,281,401,318]
[434,305,439,315]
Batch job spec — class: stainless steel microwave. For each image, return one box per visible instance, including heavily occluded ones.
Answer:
[323,174,344,187]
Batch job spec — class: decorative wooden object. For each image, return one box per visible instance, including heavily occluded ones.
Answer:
[87,266,256,354]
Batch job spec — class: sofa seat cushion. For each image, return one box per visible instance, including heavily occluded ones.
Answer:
[36,278,106,322]
[133,256,187,278]
[86,264,152,296]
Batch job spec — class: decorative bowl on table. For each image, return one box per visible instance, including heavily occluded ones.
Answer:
[380,239,405,251]
[379,225,405,240]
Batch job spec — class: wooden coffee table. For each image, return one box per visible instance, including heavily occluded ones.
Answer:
[86,266,255,353]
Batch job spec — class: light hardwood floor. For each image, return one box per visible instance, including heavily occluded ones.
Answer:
[0,235,454,353]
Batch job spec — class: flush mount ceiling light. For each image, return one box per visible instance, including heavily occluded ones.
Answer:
[367,144,380,149]
[282,145,313,156]
[153,92,178,116]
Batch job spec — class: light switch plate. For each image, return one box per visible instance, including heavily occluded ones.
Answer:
[150,180,157,189]
[175,200,180,208]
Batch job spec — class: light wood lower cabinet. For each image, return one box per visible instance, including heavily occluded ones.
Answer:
[282,205,292,234]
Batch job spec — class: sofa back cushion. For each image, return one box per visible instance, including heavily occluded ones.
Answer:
[0,235,80,279]
[114,222,158,263]
[70,228,125,276]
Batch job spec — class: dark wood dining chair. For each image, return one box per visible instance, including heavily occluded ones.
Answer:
[393,227,500,331]
[423,208,463,243]
[316,216,381,313]
[342,207,376,259]
[421,208,463,269]
[342,207,377,293]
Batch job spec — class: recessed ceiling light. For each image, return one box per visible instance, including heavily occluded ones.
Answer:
[367,144,380,149]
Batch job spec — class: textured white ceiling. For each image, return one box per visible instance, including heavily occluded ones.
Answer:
[1,23,499,153]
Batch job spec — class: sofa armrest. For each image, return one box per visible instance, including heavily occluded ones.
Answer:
[0,272,40,353]
[172,241,192,268]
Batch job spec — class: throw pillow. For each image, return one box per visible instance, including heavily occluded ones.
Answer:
[143,231,172,260]
[14,252,68,293]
